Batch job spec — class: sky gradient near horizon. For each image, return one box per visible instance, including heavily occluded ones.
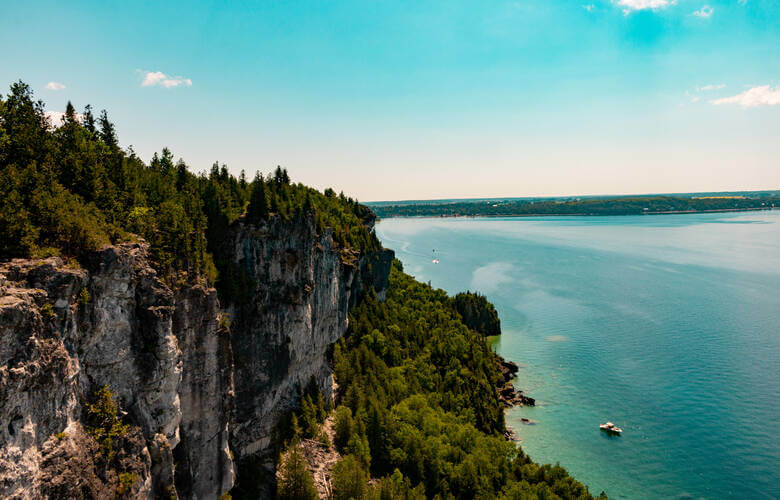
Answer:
[1,0,778,201]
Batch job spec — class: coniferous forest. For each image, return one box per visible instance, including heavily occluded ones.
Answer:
[1,81,602,499]
[0,81,378,295]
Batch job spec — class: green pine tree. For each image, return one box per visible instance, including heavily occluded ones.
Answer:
[276,446,318,500]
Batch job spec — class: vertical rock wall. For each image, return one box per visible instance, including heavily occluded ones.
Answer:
[0,244,180,498]
[226,215,392,495]
[0,215,392,499]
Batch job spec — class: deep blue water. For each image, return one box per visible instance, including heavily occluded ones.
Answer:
[376,211,780,500]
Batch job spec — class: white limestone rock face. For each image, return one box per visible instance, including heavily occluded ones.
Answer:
[172,284,235,499]
[0,216,392,499]
[0,245,182,499]
[0,259,83,499]
[225,215,393,495]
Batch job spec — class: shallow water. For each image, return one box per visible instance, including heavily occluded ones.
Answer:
[376,211,780,499]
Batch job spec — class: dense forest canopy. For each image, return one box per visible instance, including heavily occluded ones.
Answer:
[323,262,601,499]
[370,195,780,219]
[0,81,379,299]
[452,291,502,336]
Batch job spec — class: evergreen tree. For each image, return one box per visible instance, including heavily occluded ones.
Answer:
[276,446,318,500]
[247,174,268,223]
[274,165,290,185]
[159,147,174,176]
[98,109,117,148]
[303,192,313,214]
[332,456,369,500]
[82,104,96,134]
[64,101,77,123]
[0,80,51,167]
[175,159,188,191]
[333,406,354,451]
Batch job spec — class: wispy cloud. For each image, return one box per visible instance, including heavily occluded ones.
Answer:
[710,85,780,108]
[46,81,66,91]
[692,5,713,18]
[696,84,725,91]
[684,90,701,103]
[583,4,595,12]
[614,0,675,14]
[139,70,192,88]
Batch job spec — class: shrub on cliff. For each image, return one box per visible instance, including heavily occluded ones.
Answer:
[84,386,130,462]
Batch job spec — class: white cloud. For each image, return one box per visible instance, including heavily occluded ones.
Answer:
[139,70,192,88]
[696,84,725,91]
[583,4,595,11]
[614,0,675,14]
[710,85,780,108]
[693,5,713,18]
[44,110,82,128]
[46,81,66,91]
[690,96,700,103]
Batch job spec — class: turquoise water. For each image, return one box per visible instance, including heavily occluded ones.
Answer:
[376,212,780,500]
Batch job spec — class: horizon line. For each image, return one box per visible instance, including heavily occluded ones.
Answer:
[364,188,780,205]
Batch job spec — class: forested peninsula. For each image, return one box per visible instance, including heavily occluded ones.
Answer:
[370,194,779,219]
[0,80,603,499]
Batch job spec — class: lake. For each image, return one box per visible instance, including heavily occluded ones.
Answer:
[375,211,780,499]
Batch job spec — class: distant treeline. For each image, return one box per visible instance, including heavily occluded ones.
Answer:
[371,195,779,219]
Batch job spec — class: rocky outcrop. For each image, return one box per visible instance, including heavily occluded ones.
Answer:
[0,244,178,498]
[225,215,392,495]
[496,359,535,407]
[0,214,392,499]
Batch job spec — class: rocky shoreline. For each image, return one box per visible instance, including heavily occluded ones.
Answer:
[496,357,535,442]
[497,358,536,408]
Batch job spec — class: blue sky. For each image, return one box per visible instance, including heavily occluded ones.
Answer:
[1,0,778,200]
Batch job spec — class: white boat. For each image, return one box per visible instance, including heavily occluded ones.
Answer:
[599,422,622,434]
[432,249,439,264]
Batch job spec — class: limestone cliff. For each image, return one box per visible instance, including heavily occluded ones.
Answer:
[226,215,392,496]
[0,243,179,499]
[0,214,392,499]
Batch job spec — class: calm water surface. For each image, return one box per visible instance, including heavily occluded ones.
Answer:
[376,211,780,500]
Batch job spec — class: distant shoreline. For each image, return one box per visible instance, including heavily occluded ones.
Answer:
[376,206,775,220]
